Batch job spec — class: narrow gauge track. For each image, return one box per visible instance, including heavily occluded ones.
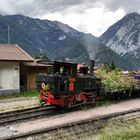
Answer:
[0,103,97,126]
[2,108,140,140]
[0,106,55,125]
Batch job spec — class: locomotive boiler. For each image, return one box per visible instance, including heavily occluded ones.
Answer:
[36,61,104,108]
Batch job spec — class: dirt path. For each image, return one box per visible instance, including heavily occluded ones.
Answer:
[0,97,39,112]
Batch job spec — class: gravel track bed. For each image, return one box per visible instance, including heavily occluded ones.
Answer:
[2,109,140,140]
[0,99,140,140]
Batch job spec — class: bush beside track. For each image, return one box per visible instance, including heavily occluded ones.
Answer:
[95,64,140,100]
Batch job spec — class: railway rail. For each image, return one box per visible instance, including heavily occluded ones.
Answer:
[0,106,56,125]
[2,108,140,140]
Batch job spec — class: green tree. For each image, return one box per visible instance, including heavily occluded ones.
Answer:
[34,55,50,61]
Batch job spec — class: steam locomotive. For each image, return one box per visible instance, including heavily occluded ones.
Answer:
[36,61,104,108]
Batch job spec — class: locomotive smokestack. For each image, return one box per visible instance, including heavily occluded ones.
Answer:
[89,60,95,75]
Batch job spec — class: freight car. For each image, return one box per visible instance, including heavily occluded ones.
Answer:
[36,61,104,108]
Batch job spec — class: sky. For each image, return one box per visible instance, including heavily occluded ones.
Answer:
[0,0,139,37]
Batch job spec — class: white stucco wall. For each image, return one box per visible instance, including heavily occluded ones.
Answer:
[0,62,20,91]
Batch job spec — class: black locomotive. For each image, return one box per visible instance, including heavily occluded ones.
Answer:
[36,60,104,108]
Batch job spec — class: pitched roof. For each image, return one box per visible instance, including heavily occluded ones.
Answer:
[0,44,34,61]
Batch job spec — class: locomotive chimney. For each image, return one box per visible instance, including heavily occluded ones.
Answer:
[89,60,95,75]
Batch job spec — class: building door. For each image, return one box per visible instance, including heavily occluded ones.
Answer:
[28,72,36,90]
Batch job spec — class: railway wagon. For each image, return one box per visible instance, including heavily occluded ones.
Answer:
[36,61,104,108]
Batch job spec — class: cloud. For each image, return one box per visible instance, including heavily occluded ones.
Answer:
[41,5,125,36]
[0,0,139,36]
[0,0,139,16]
[101,0,140,13]
[0,0,85,16]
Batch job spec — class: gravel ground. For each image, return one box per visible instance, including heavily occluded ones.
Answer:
[0,126,19,138]
[0,98,140,139]
[0,97,39,112]
[0,96,39,138]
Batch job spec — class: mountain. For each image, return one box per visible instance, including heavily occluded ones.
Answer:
[99,12,140,70]
[0,14,133,70]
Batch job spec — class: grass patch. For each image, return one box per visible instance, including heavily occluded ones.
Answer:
[99,119,140,140]
[0,90,39,99]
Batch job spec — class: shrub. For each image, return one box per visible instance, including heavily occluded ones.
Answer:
[95,65,135,92]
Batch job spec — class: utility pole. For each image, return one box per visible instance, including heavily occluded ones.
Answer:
[8,25,10,44]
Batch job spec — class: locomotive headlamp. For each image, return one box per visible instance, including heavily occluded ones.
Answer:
[41,83,45,89]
